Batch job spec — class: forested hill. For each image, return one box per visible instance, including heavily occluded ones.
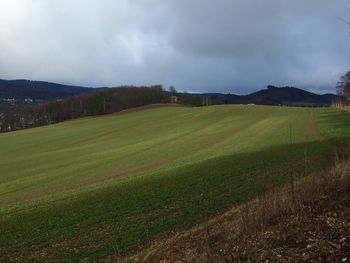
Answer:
[204,86,336,106]
[0,79,93,102]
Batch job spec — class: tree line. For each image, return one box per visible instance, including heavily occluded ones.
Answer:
[0,85,210,132]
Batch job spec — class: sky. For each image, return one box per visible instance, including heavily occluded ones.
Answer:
[0,0,349,94]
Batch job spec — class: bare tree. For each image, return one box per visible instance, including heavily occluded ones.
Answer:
[169,86,178,95]
[337,72,350,98]
[335,71,350,107]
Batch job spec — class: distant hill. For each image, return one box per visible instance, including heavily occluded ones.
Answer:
[203,85,336,106]
[0,78,336,106]
[245,85,335,106]
[0,79,94,102]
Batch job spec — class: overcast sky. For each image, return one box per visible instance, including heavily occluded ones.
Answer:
[0,0,349,94]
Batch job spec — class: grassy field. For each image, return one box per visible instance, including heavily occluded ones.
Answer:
[0,104,350,262]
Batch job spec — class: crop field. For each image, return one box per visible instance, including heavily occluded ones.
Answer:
[1,104,350,261]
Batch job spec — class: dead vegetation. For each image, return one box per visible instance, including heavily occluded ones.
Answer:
[129,151,350,263]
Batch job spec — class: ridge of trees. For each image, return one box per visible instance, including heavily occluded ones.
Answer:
[0,86,208,132]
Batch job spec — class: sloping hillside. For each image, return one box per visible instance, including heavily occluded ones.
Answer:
[0,105,349,262]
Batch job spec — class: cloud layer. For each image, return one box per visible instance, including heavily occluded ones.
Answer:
[0,0,349,93]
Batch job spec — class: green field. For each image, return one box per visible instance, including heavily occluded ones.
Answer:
[1,105,350,262]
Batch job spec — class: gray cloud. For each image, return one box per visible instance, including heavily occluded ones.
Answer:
[0,0,349,93]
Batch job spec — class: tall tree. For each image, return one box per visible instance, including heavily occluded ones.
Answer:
[169,86,177,95]
[336,71,350,102]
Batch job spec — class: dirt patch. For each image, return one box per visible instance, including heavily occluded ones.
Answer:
[221,188,350,262]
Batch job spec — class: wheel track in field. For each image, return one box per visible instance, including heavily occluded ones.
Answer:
[304,109,324,144]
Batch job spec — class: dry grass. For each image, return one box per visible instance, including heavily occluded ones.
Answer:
[130,151,350,263]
